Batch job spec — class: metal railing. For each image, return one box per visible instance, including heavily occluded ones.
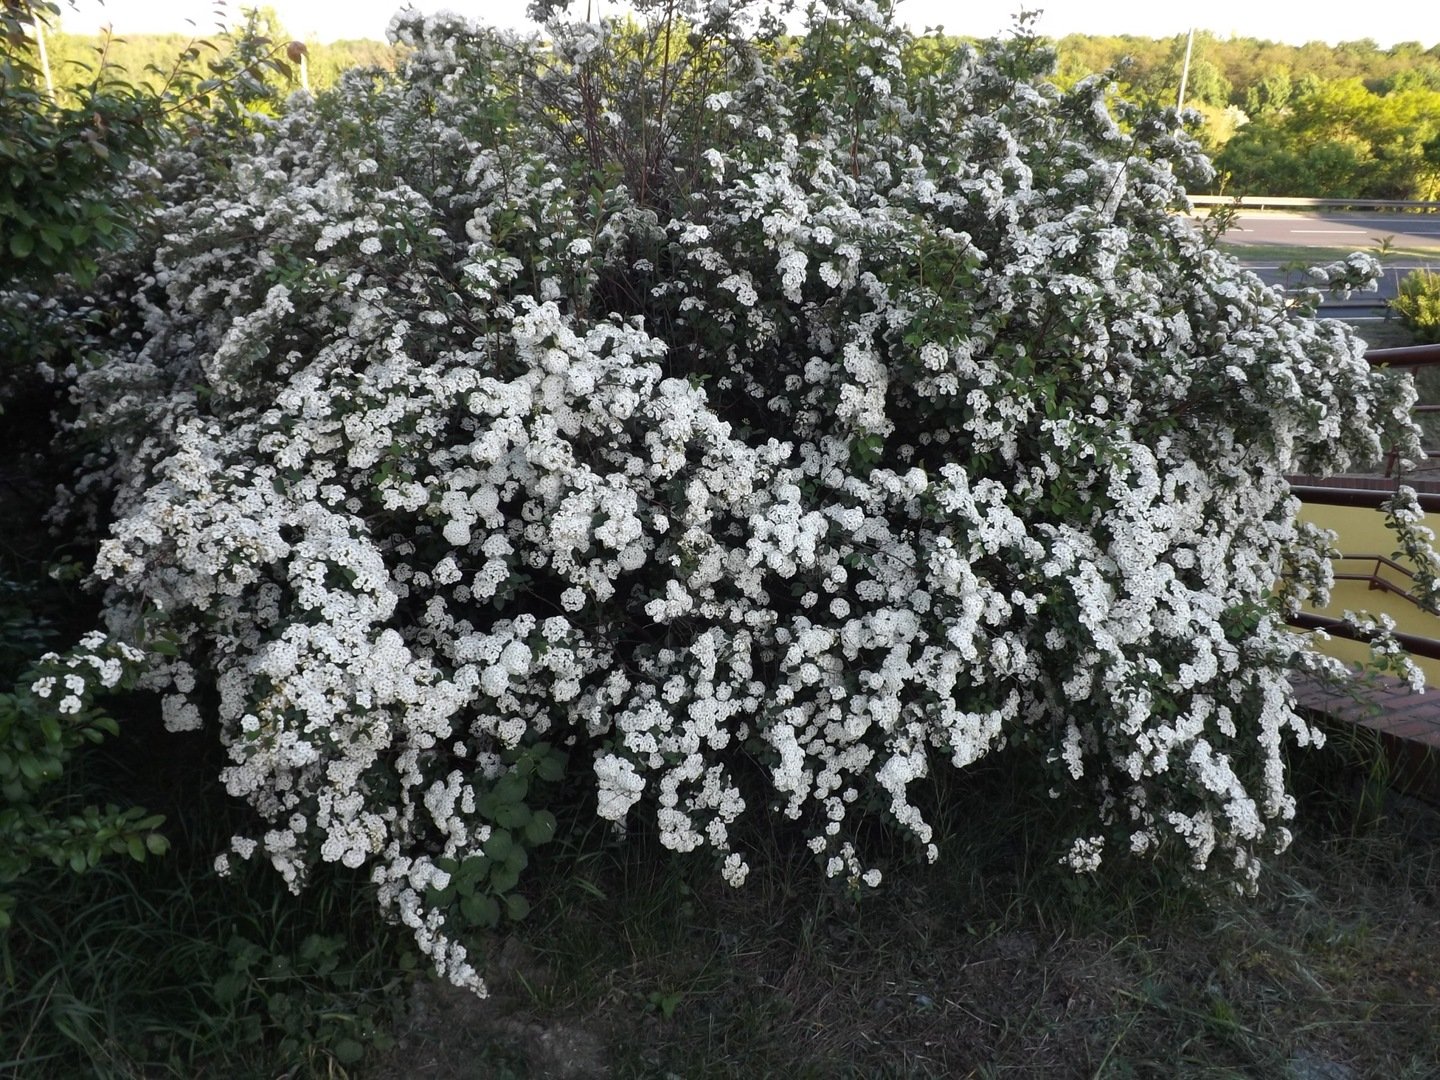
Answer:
[1367,345,1440,475]
[1290,484,1440,513]
[1366,344,1440,367]
[1190,194,1440,212]
[1333,552,1422,603]
[1288,344,1440,663]
[1288,612,1440,663]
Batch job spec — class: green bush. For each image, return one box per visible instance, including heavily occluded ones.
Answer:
[1,0,306,400]
[0,581,167,932]
[1391,268,1440,344]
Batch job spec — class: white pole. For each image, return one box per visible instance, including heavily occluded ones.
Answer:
[33,14,54,96]
[1177,27,1195,111]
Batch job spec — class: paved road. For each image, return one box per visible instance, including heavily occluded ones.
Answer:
[1187,210,1440,307]
[1216,210,1440,252]
[1243,263,1424,304]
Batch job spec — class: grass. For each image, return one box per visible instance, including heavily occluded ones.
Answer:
[0,703,1436,1080]
[367,733,1440,1079]
[1218,242,1440,267]
[1353,315,1422,353]
[3,694,1437,1079]
[0,703,418,1080]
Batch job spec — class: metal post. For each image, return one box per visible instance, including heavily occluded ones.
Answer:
[1177,27,1194,111]
[33,12,54,96]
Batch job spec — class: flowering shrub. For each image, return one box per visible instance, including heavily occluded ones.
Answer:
[49,1,1424,992]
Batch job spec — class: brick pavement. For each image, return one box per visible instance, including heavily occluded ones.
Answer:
[1291,673,1440,749]
[1291,672,1440,798]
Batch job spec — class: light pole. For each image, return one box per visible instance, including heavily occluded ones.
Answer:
[33,10,54,96]
[1177,26,1195,111]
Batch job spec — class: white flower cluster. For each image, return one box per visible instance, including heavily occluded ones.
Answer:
[25,632,146,716]
[50,2,1425,993]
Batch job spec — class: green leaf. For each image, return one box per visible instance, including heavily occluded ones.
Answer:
[38,715,62,745]
[212,971,248,1005]
[536,754,565,783]
[504,893,531,921]
[333,1038,365,1066]
[9,231,33,258]
[494,802,531,829]
[524,810,557,846]
[460,893,499,927]
[493,771,528,803]
[483,828,513,862]
[423,882,454,906]
[489,863,520,893]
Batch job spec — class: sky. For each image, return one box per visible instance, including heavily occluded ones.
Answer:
[55,0,1440,48]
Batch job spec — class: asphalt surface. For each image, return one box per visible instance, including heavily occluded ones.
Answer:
[1217,210,1440,253]
[1193,210,1440,306]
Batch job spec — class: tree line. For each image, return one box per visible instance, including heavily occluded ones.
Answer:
[1051,31,1440,200]
[34,18,1440,200]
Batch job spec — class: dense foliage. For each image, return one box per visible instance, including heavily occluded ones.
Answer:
[0,0,300,928]
[41,14,396,98]
[1052,32,1440,198]
[21,0,1429,995]
[1213,78,1440,199]
[1392,269,1440,344]
[47,21,1440,200]
[1054,31,1440,104]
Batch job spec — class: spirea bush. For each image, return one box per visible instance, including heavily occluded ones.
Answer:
[49,0,1424,992]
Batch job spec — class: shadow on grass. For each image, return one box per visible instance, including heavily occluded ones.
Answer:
[371,741,1440,1080]
[4,695,1437,1079]
[0,700,416,1080]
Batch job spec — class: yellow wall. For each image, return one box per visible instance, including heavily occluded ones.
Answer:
[1295,502,1440,687]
